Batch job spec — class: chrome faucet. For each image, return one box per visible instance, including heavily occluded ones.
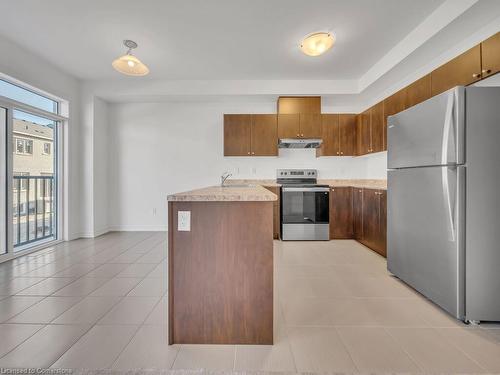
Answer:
[220,172,232,186]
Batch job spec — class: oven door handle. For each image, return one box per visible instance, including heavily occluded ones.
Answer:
[282,187,330,192]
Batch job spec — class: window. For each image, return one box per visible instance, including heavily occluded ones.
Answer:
[0,79,58,114]
[25,139,33,154]
[15,138,23,153]
[43,142,51,155]
[14,138,33,155]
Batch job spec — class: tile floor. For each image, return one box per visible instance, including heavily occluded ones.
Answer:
[0,232,499,372]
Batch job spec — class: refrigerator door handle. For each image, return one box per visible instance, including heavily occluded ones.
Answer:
[442,166,456,241]
[441,91,455,166]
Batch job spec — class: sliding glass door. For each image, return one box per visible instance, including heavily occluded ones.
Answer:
[0,106,7,256]
[12,110,58,251]
[0,96,62,262]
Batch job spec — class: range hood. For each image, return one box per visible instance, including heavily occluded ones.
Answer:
[278,138,322,149]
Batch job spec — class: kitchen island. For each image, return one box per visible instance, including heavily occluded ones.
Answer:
[167,185,277,345]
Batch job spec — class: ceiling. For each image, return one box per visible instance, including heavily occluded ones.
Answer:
[0,0,446,81]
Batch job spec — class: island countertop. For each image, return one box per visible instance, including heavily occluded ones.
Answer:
[167,185,278,202]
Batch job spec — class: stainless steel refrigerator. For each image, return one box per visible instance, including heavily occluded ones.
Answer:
[387,86,500,323]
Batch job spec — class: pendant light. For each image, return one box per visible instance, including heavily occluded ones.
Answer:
[300,32,335,57]
[112,40,150,76]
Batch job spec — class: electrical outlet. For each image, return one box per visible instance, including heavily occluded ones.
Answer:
[178,211,191,231]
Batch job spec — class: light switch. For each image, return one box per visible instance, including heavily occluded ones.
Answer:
[177,211,191,231]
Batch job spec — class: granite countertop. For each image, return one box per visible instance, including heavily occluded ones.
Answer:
[225,179,387,190]
[167,185,278,202]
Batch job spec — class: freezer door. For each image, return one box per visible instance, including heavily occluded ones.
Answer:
[387,166,465,319]
[388,87,464,169]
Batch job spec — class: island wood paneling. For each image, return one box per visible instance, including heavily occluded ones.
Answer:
[168,201,273,345]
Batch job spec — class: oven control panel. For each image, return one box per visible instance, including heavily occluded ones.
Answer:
[277,169,317,179]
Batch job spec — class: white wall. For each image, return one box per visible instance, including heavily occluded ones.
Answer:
[0,35,82,240]
[92,97,110,235]
[108,101,386,231]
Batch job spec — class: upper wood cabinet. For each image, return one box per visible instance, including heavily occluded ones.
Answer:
[371,102,384,153]
[317,114,339,156]
[300,113,322,138]
[277,97,321,139]
[251,115,279,156]
[357,110,371,155]
[278,113,321,139]
[431,45,482,97]
[317,114,356,156]
[277,114,299,138]
[405,74,431,109]
[384,89,406,125]
[356,103,384,155]
[338,114,356,156]
[224,114,277,156]
[330,187,353,239]
[481,32,500,79]
[277,96,321,114]
[224,114,251,156]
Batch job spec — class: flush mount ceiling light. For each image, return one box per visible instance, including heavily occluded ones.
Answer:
[112,39,150,76]
[300,32,335,57]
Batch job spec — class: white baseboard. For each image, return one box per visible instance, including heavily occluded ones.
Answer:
[78,227,110,238]
[109,225,167,232]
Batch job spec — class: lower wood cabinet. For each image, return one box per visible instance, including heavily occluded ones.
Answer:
[329,187,353,239]
[329,186,386,257]
[263,185,280,239]
[353,188,363,241]
[359,189,386,257]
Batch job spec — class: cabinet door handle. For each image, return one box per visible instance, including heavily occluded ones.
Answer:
[336,151,339,155]
[247,152,251,155]
[252,152,255,155]
[296,134,300,137]
[472,73,481,78]
[482,69,492,75]
[301,134,304,137]
[340,151,344,155]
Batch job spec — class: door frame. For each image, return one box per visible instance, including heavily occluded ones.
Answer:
[0,96,68,263]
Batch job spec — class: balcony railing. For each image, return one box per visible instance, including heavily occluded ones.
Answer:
[13,175,55,248]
